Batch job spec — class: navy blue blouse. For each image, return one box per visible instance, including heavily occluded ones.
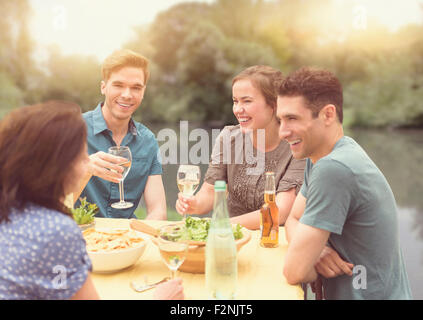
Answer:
[0,204,92,299]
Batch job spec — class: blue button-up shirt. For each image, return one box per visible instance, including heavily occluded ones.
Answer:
[79,103,163,219]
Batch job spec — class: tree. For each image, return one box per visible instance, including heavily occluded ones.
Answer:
[0,0,34,116]
[0,0,36,90]
[0,72,24,118]
[37,46,102,112]
[149,2,211,74]
[126,1,280,124]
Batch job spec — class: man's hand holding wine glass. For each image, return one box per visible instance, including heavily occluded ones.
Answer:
[87,151,128,183]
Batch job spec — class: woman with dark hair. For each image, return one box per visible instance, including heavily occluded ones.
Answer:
[176,66,306,229]
[0,101,183,300]
[0,101,97,300]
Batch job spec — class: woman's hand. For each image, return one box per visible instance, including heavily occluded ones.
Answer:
[175,193,199,216]
[175,182,215,216]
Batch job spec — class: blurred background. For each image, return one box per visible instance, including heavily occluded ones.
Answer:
[1,0,422,298]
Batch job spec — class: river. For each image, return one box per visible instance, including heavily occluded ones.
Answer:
[144,124,423,299]
[349,129,423,300]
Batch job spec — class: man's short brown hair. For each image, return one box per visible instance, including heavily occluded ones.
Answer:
[277,67,343,123]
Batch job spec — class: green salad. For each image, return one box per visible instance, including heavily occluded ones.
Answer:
[169,216,243,241]
[71,197,98,225]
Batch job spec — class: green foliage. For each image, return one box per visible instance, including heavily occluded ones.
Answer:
[36,47,103,112]
[0,72,24,119]
[178,216,210,241]
[0,0,35,116]
[0,1,102,117]
[134,207,182,221]
[0,0,34,89]
[160,216,243,241]
[232,223,244,241]
[1,0,422,128]
[342,44,423,128]
[149,2,212,74]
[72,197,98,225]
[126,0,423,128]
[130,1,280,124]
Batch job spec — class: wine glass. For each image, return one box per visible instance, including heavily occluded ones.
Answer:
[177,165,201,219]
[158,224,188,279]
[108,146,133,209]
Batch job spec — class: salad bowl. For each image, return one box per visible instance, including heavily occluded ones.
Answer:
[130,217,251,273]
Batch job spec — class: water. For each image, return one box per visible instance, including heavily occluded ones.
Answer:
[145,124,423,299]
[205,228,238,299]
[349,129,423,299]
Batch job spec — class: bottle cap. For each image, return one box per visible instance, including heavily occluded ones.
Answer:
[214,180,227,191]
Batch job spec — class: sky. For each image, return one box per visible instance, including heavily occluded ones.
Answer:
[28,0,423,62]
[29,0,214,62]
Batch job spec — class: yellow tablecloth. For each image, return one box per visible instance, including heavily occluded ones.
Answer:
[90,218,303,300]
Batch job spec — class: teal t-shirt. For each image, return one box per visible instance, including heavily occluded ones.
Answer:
[300,136,412,300]
[79,103,163,219]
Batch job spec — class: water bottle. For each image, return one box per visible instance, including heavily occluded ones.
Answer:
[205,180,237,299]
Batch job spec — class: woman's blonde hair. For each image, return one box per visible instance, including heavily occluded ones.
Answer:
[101,49,150,84]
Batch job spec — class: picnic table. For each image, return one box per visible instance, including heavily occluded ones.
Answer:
[90,218,304,300]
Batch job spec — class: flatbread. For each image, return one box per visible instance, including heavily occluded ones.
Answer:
[83,228,144,252]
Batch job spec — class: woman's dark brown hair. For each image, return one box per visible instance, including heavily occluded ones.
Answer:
[0,101,87,223]
[277,67,343,123]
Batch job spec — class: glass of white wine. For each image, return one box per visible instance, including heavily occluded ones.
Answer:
[158,224,188,279]
[177,165,201,219]
[177,165,200,197]
[108,146,133,209]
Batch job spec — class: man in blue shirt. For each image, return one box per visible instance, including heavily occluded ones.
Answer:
[75,49,166,219]
[277,67,411,299]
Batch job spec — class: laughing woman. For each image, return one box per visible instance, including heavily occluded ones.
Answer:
[0,101,183,300]
[176,66,306,229]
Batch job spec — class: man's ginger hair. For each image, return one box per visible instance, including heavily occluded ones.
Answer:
[101,49,150,84]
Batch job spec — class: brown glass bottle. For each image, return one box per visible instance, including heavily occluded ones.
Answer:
[260,172,279,248]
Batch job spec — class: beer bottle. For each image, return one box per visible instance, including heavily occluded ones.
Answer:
[260,172,279,248]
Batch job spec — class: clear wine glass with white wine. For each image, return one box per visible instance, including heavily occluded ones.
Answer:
[158,224,188,279]
[177,165,201,196]
[108,146,133,209]
[177,165,201,218]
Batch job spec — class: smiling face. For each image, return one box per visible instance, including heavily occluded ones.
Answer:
[277,95,327,163]
[100,66,146,123]
[232,79,276,133]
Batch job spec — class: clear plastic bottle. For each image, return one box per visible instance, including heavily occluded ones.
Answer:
[205,180,237,299]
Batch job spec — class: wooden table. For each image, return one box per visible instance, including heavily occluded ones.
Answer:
[90,218,304,300]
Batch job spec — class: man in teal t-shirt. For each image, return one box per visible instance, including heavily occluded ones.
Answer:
[277,67,412,299]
